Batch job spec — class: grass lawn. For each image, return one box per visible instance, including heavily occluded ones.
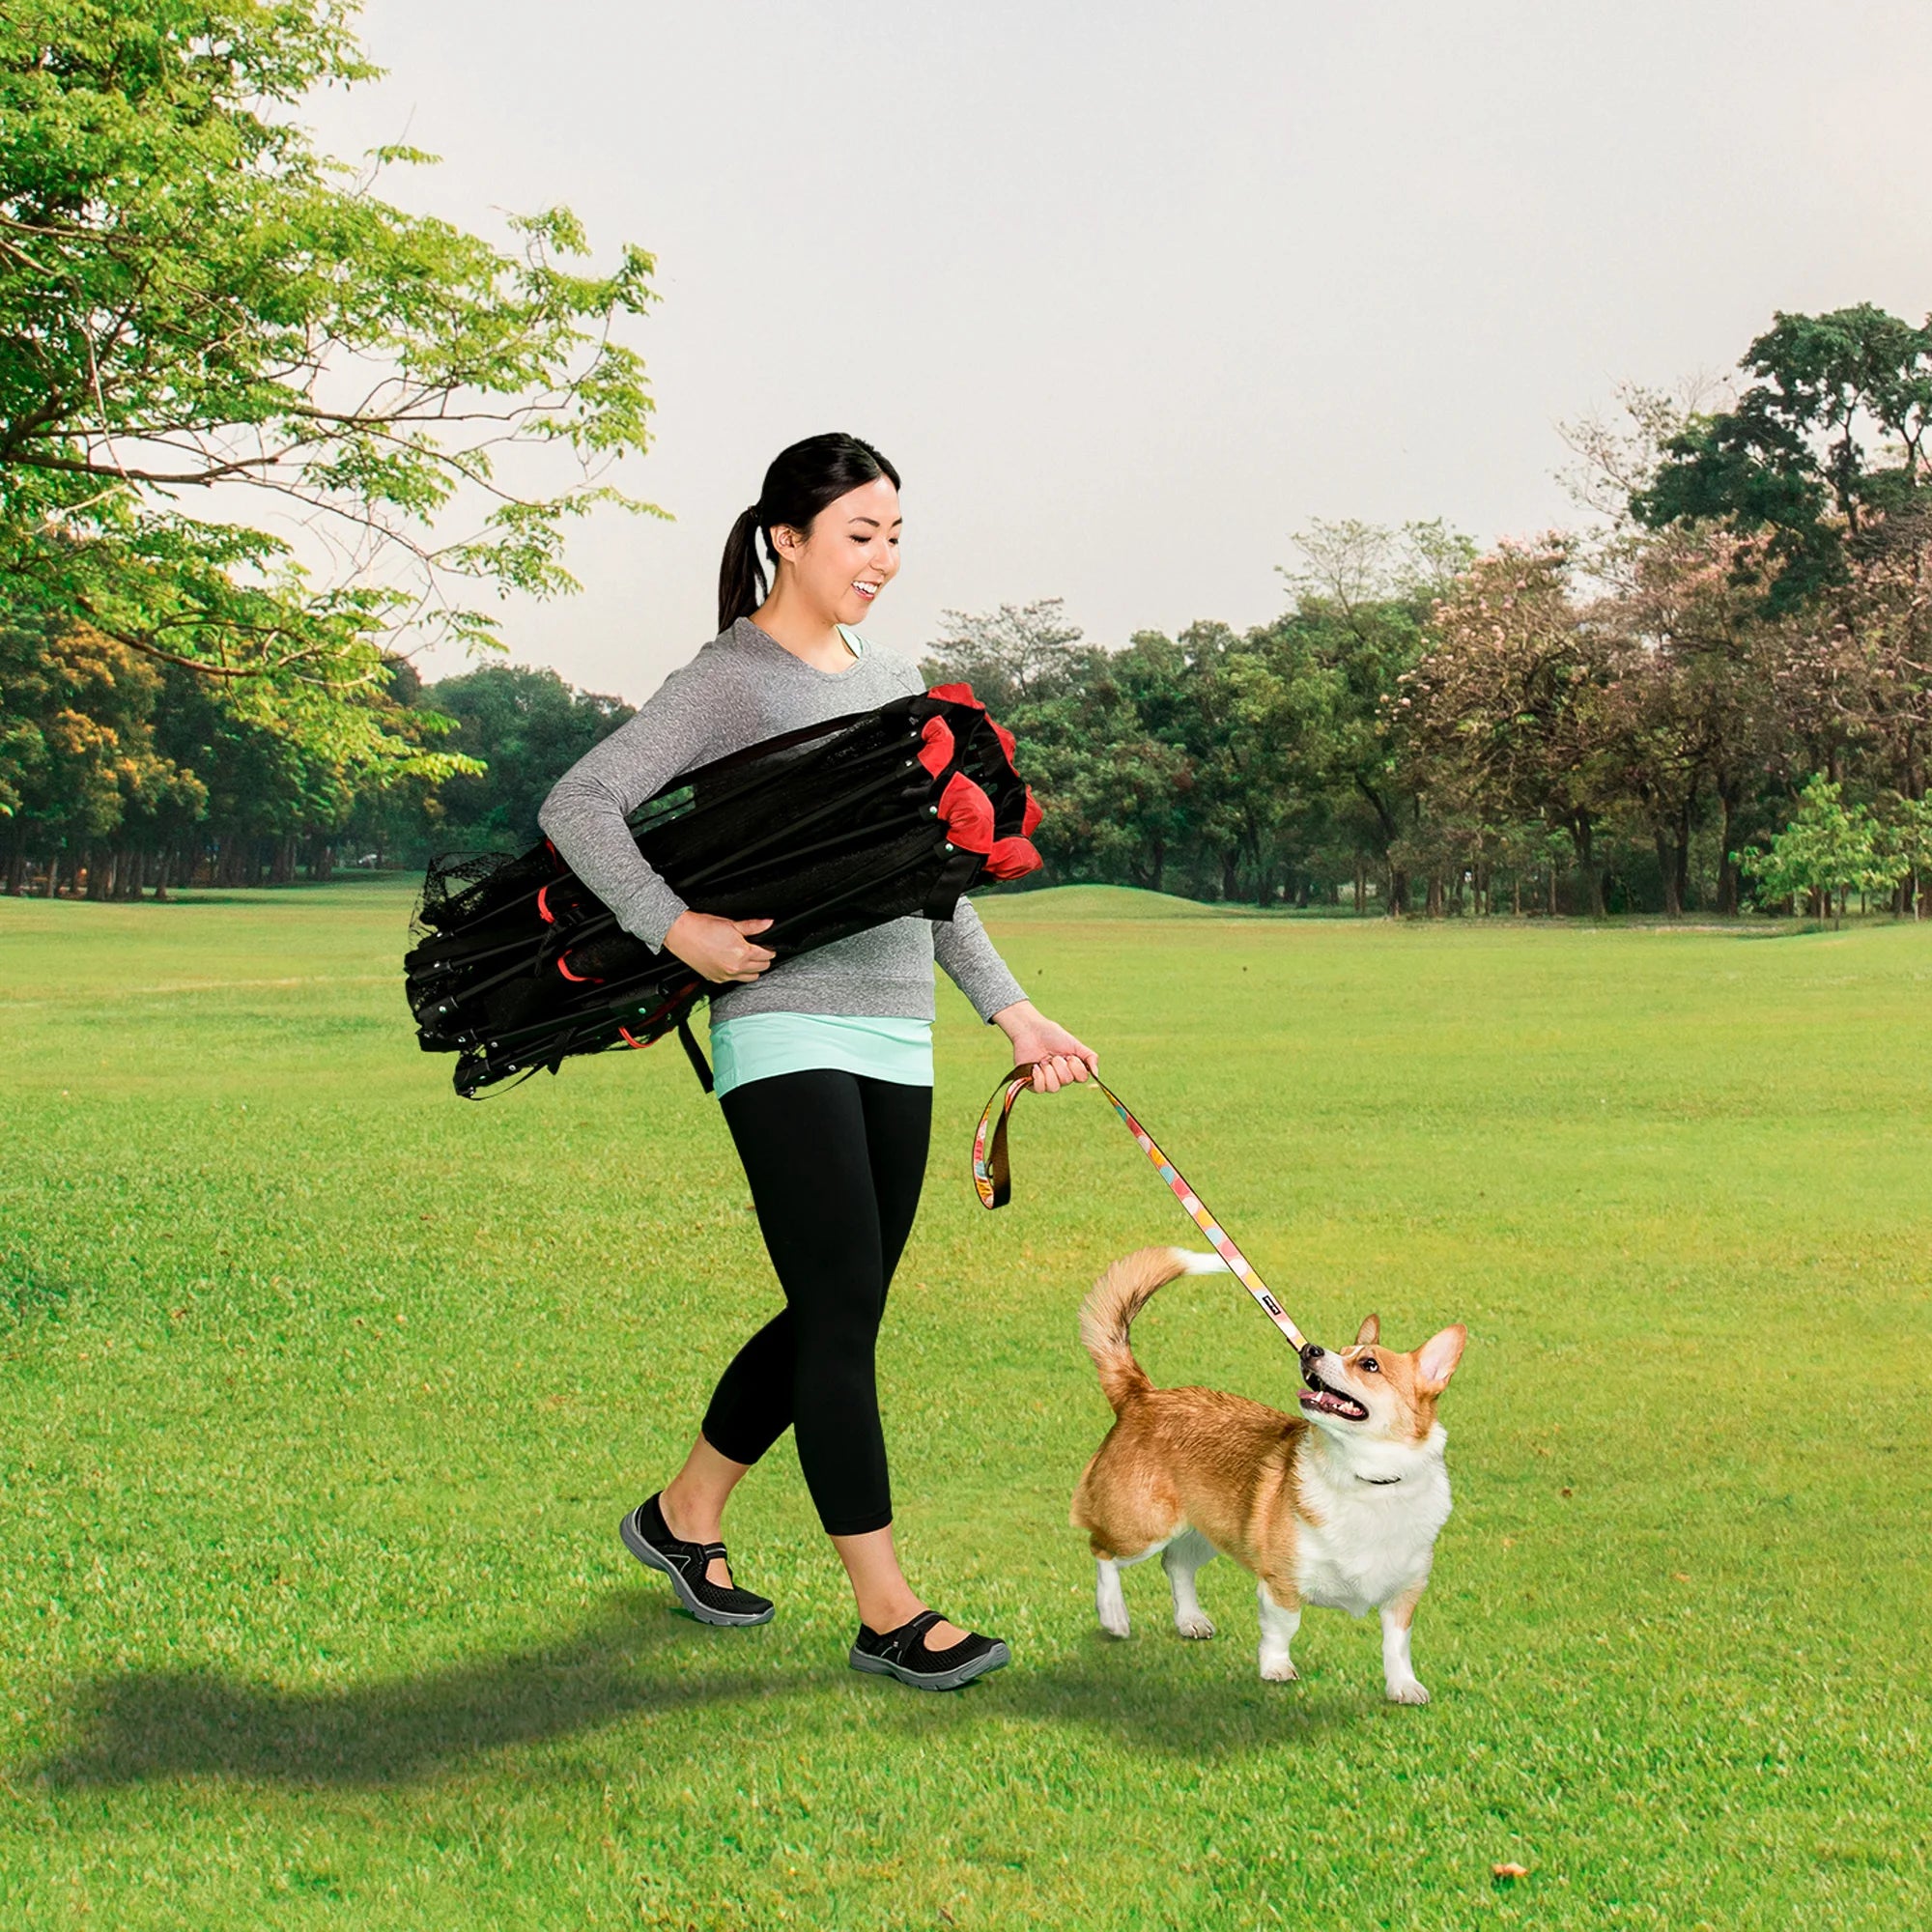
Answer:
[2,880,1928,1929]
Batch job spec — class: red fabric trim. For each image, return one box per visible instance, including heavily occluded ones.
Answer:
[556,956,601,983]
[983,836,1043,881]
[917,714,954,778]
[617,1025,648,1049]
[1021,785,1042,837]
[926,681,984,711]
[937,771,995,854]
[536,884,555,923]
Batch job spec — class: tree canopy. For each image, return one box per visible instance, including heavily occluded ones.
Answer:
[1635,304,1932,609]
[1,0,660,762]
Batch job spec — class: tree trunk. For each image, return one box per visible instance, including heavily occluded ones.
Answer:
[1386,866,1407,918]
[45,852,61,898]
[153,845,172,902]
[1220,848,1239,902]
[4,834,24,897]
[1717,790,1741,915]
[1353,860,1365,914]
[1653,829,1682,917]
[1569,816,1604,917]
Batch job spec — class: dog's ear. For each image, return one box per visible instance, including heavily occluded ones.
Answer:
[1354,1314,1380,1347]
[1414,1324,1466,1393]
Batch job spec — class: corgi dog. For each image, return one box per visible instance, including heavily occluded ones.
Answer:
[1069,1247,1466,1702]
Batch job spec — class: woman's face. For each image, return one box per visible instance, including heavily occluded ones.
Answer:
[774,474,901,625]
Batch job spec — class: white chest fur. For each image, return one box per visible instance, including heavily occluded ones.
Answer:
[1291,1431,1453,1618]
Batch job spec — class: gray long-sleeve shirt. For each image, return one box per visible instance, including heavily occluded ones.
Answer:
[535,616,1028,1025]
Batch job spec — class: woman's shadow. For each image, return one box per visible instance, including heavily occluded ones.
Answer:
[34,1591,784,1791]
[34,1599,1359,1790]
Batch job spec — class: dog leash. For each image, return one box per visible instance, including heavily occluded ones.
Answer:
[971,1063,1308,1352]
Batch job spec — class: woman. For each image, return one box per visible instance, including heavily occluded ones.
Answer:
[537,431,1096,1691]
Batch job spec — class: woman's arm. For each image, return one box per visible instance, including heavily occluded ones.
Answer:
[933,901,1097,1092]
[930,898,1025,1020]
[536,662,775,984]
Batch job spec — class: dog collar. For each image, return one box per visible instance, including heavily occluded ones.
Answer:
[1356,1474,1402,1486]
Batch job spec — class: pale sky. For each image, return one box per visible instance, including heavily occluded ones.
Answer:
[310,0,1932,705]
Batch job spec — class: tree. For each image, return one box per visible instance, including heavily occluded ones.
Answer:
[1875,793,1932,921]
[1635,305,1932,610]
[1590,524,1790,914]
[921,599,1083,713]
[1398,538,1618,914]
[0,613,200,895]
[1269,518,1473,913]
[419,664,633,853]
[1737,775,1896,925]
[1,0,661,755]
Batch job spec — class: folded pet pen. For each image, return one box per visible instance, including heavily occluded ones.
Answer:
[404,684,1041,1097]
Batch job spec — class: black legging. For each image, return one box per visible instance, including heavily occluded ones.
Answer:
[700,1068,932,1536]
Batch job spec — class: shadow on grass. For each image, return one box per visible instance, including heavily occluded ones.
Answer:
[40,1601,1380,1789]
[877,1630,1362,1758]
[34,1591,786,1791]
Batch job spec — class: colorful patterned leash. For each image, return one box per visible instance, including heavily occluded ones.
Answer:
[971,1064,1307,1352]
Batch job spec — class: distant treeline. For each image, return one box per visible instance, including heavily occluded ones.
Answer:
[920,526,1927,921]
[7,542,1923,918]
[6,307,1929,918]
[0,626,632,898]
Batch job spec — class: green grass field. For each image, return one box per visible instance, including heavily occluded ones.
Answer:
[2,881,1928,1929]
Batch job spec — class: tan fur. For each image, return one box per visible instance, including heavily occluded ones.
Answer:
[1070,1245,1466,1699]
[1383,1581,1425,1631]
[1076,1245,1181,1415]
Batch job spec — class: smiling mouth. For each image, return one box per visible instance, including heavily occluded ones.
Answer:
[1298,1373,1368,1422]
[852,582,880,599]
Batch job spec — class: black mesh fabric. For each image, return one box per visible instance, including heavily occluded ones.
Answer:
[403,687,1041,1097]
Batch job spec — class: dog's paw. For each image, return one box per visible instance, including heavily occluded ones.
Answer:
[1258,1656,1299,1683]
[1098,1614,1131,1640]
[1385,1678,1430,1705]
[1174,1613,1215,1640]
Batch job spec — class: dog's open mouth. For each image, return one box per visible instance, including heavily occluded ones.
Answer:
[1299,1373,1368,1422]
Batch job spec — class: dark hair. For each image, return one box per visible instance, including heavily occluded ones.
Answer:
[718,432,901,633]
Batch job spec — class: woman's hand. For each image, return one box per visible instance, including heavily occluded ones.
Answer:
[664,911,776,984]
[992,999,1098,1094]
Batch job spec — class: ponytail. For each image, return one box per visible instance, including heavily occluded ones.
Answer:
[716,432,901,635]
[718,504,770,633]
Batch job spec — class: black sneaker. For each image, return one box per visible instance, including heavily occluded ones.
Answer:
[619,1492,775,1627]
[849,1609,1010,1691]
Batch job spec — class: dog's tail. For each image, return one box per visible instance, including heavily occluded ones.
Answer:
[1079,1246,1231,1414]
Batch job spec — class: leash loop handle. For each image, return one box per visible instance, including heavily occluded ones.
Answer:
[972,1063,1307,1352]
